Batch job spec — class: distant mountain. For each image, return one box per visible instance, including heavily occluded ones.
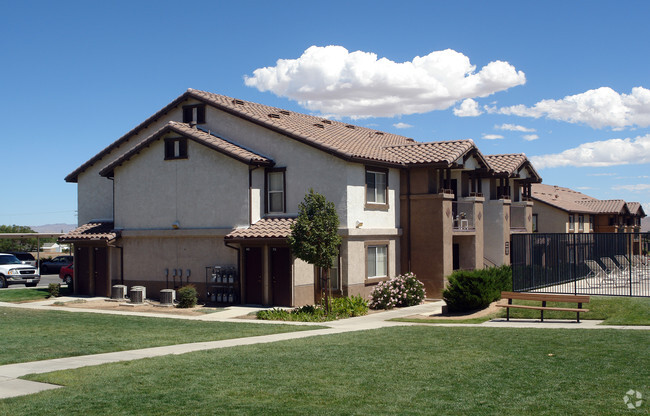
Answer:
[31,224,76,233]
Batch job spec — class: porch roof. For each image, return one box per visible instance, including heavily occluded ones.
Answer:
[225,217,296,240]
[59,222,118,243]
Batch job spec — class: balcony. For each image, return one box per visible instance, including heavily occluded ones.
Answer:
[510,205,526,230]
[452,201,474,231]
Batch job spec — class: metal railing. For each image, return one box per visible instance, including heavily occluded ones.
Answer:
[452,201,474,230]
[511,232,650,297]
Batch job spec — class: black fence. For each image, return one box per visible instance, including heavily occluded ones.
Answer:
[511,232,650,297]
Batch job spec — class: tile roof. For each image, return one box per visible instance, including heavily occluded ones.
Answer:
[383,140,477,166]
[99,121,273,177]
[225,217,295,240]
[531,184,597,213]
[59,222,118,243]
[68,89,506,183]
[576,199,629,215]
[627,202,646,217]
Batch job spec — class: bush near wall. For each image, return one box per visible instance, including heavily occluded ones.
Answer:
[176,285,198,308]
[369,272,426,310]
[442,266,512,313]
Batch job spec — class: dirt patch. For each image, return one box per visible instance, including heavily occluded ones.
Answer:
[404,301,500,320]
[52,299,221,316]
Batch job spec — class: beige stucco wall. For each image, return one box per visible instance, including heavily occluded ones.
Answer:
[113,137,249,230]
[483,199,509,266]
[533,201,572,233]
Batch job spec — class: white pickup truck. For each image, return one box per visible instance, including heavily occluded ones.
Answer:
[0,253,40,288]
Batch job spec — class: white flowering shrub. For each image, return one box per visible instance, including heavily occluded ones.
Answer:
[369,272,426,309]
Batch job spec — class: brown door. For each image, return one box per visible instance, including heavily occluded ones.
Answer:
[244,247,263,305]
[270,247,292,307]
[76,246,91,295]
[93,247,110,297]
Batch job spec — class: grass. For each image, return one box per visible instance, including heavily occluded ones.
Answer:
[0,287,71,302]
[1,326,647,415]
[0,307,324,365]
[392,296,650,325]
[496,296,650,325]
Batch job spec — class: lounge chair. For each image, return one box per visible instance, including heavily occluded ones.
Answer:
[584,260,628,287]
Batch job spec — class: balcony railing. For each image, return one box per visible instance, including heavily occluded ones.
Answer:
[510,205,526,230]
[452,201,474,230]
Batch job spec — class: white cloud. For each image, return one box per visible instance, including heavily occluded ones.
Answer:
[522,134,539,141]
[393,122,413,129]
[245,45,526,118]
[612,184,650,192]
[482,134,504,140]
[491,87,650,129]
[587,173,617,176]
[453,98,483,117]
[530,134,650,169]
[575,186,595,190]
[496,123,535,132]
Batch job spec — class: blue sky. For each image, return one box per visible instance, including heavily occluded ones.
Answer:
[2,1,649,226]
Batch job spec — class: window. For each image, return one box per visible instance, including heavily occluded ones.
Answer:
[578,215,584,231]
[568,214,574,231]
[366,168,387,205]
[265,169,285,213]
[367,245,387,278]
[532,214,538,233]
[589,215,594,231]
[182,104,206,125]
[164,137,188,160]
[328,251,340,291]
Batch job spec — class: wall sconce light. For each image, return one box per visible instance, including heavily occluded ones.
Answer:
[355,220,364,228]
[172,221,180,229]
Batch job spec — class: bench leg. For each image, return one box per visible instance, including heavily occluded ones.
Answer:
[577,303,582,323]
[541,301,546,322]
[507,299,512,321]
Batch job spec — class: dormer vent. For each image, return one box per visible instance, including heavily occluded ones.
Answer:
[279,110,291,115]
[313,123,324,129]
[345,125,355,129]
[375,131,384,135]
[233,99,245,105]
[268,113,281,119]
[321,119,332,124]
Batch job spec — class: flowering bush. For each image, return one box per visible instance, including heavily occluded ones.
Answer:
[369,272,426,309]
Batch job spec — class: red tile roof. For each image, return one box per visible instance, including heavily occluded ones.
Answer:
[576,199,629,215]
[531,184,597,213]
[225,217,295,240]
[59,222,118,243]
[99,121,273,177]
[627,202,646,217]
[383,140,477,165]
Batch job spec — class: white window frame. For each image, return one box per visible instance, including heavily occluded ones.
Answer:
[266,170,285,214]
[366,244,388,279]
[366,169,387,205]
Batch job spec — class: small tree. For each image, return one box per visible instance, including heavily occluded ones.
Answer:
[288,189,341,313]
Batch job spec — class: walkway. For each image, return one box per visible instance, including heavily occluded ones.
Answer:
[1,298,648,399]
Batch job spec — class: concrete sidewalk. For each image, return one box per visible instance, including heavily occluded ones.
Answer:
[1,298,648,400]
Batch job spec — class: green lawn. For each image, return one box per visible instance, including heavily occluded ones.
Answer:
[0,326,647,415]
[0,287,71,303]
[393,296,650,325]
[0,307,323,365]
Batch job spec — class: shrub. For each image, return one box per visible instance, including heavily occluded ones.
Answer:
[176,285,198,308]
[47,283,60,298]
[256,296,369,321]
[442,265,512,313]
[369,272,426,310]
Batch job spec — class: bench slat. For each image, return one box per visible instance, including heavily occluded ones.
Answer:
[500,291,590,303]
[496,304,589,313]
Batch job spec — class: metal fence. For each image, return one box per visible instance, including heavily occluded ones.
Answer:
[511,232,650,297]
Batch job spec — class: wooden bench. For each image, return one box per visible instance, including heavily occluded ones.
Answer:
[496,292,590,322]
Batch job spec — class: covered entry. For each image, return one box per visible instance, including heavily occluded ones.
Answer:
[59,222,119,297]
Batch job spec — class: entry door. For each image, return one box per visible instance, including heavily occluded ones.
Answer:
[93,247,110,297]
[270,247,292,307]
[76,247,91,295]
[453,243,460,270]
[244,247,263,305]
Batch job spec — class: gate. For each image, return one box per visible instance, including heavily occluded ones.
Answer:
[511,232,650,297]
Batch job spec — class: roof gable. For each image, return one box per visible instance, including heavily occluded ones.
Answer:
[98,121,274,178]
[485,153,542,181]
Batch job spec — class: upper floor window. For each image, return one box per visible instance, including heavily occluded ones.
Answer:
[366,168,387,205]
[578,215,584,231]
[164,137,188,160]
[182,104,206,125]
[532,214,538,233]
[568,214,574,231]
[589,215,594,231]
[265,169,286,214]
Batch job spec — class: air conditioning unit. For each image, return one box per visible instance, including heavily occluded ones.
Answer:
[111,285,127,300]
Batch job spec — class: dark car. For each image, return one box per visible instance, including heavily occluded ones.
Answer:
[59,263,73,286]
[40,255,73,274]
[6,252,37,267]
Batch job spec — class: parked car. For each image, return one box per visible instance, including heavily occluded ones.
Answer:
[59,263,73,286]
[39,255,73,274]
[6,252,37,267]
[0,253,40,288]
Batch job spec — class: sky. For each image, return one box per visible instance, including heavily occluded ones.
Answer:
[2,1,649,227]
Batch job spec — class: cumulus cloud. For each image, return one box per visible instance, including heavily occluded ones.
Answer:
[523,134,539,141]
[496,123,535,132]
[530,134,650,169]
[244,45,526,118]
[482,134,504,140]
[612,184,650,192]
[491,87,650,129]
[393,122,413,129]
[454,98,483,117]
